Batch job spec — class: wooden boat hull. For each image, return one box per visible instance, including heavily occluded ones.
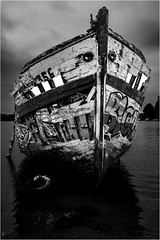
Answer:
[13,81,139,179]
[10,7,151,182]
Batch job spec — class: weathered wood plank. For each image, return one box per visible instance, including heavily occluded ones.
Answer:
[50,101,94,123]
[108,48,144,82]
[61,123,70,141]
[24,115,41,143]
[34,117,48,144]
[28,36,97,77]
[86,86,96,102]
[54,122,66,142]
[107,34,151,84]
[11,37,97,96]
[108,35,144,68]
[16,75,95,118]
[63,65,97,83]
[14,91,28,106]
[141,63,151,76]
[34,116,49,144]
[74,116,84,141]
[85,113,94,140]
[63,119,75,140]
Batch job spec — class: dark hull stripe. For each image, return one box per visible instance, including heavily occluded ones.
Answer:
[16,75,95,118]
[107,74,144,105]
[16,73,143,119]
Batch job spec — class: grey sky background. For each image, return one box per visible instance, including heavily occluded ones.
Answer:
[1,1,159,113]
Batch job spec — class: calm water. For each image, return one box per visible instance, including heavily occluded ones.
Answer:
[1,121,159,239]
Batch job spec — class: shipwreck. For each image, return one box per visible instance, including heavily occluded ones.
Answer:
[9,7,151,184]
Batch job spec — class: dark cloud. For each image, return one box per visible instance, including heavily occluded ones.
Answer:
[49,1,75,12]
[104,1,159,53]
[1,14,17,31]
[1,37,31,113]
[1,32,31,74]
[131,19,159,50]
[1,47,24,112]
[1,1,69,59]
[1,47,24,80]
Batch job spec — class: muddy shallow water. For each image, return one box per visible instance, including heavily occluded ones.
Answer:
[1,121,159,239]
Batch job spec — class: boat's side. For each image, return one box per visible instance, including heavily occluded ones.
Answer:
[102,32,150,173]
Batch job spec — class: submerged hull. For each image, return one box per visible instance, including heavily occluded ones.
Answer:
[11,7,151,182]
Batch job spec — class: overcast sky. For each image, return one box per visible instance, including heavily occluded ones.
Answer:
[1,1,159,113]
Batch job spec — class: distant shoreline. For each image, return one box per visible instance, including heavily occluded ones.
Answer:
[1,114,14,121]
[138,119,159,121]
[1,113,159,122]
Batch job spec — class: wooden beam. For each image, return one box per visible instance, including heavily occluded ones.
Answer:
[94,7,109,182]
[47,101,94,124]
[16,75,95,118]
[85,113,93,140]
[74,116,84,141]
[54,122,66,142]
[63,119,75,140]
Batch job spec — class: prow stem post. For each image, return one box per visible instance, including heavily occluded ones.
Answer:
[94,7,109,184]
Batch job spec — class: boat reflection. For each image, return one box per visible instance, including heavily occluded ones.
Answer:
[7,155,145,239]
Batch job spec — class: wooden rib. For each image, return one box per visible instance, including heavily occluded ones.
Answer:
[85,113,93,140]
[63,119,75,140]
[61,123,70,141]
[74,116,84,141]
[30,126,38,142]
[54,122,66,142]
[86,86,96,102]
[25,115,41,143]
[33,115,47,144]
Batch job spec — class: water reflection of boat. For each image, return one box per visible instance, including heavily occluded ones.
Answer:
[10,7,151,183]
[7,155,145,239]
